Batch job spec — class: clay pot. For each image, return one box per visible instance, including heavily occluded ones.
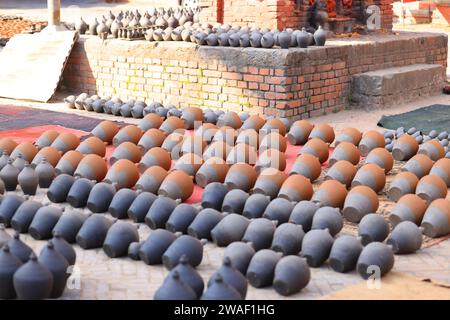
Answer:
[242,218,276,251]
[246,249,282,288]
[154,270,197,300]
[212,126,237,145]
[166,204,199,234]
[252,168,286,200]
[145,196,178,229]
[289,153,321,183]
[324,160,357,188]
[430,158,450,187]
[0,151,10,171]
[309,124,335,144]
[421,198,450,238]
[0,159,19,191]
[38,242,69,298]
[278,174,313,202]
[236,129,259,150]
[195,123,218,143]
[47,174,75,203]
[32,146,61,167]
[329,142,360,166]
[49,133,80,154]
[335,127,362,146]
[201,182,229,210]
[174,153,203,176]
[312,180,348,208]
[170,254,204,298]
[75,137,106,158]
[208,257,247,299]
[103,221,139,258]
[222,189,249,214]
[109,189,138,219]
[313,26,327,46]
[86,182,116,213]
[11,142,38,163]
[7,232,33,263]
[271,223,305,255]
[392,134,419,161]
[180,136,206,158]
[255,148,286,174]
[105,159,140,189]
[181,107,203,129]
[351,163,386,193]
[158,170,194,201]
[76,214,114,249]
[10,200,42,233]
[139,147,172,172]
[260,118,286,136]
[387,171,419,201]
[289,201,320,232]
[343,186,379,223]
[0,194,24,227]
[263,198,295,224]
[301,229,334,267]
[110,142,141,165]
[73,154,107,182]
[357,242,394,279]
[13,253,53,300]
[188,208,223,240]
[138,114,163,132]
[128,242,142,260]
[211,213,250,247]
[35,158,55,188]
[139,229,177,265]
[242,194,271,219]
[217,111,242,129]
[127,192,157,223]
[17,164,39,195]
[12,154,26,172]
[0,224,11,247]
[66,178,95,208]
[0,139,18,156]
[195,157,228,187]
[160,117,185,135]
[161,132,184,157]
[137,129,166,153]
[226,143,257,165]
[415,175,447,204]
[298,138,329,164]
[224,163,257,192]
[91,121,120,145]
[202,141,231,161]
[311,206,343,236]
[29,206,62,240]
[418,140,445,161]
[135,166,168,193]
[52,211,88,243]
[112,125,143,147]
[162,235,204,270]
[241,115,266,131]
[358,213,389,245]
[55,150,84,176]
[202,273,242,300]
[287,120,314,145]
[358,131,385,157]
[273,255,310,296]
[365,148,394,174]
[402,154,434,178]
[387,221,422,254]
[259,132,287,153]
[329,235,363,273]
[0,245,23,299]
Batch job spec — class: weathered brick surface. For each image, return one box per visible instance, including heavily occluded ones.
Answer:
[63,32,447,119]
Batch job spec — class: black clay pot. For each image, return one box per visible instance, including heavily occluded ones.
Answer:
[154,270,197,300]
[66,178,95,208]
[38,242,69,298]
[127,192,157,223]
[103,221,139,258]
[357,242,394,279]
[0,244,23,299]
[208,257,247,299]
[170,254,204,298]
[13,253,53,300]
[273,255,310,296]
[246,249,282,288]
[224,241,255,275]
[311,207,343,237]
[242,218,276,251]
[0,159,19,191]
[7,232,33,263]
[10,200,42,233]
[51,233,76,266]
[162,235,204,270]
[29,206,62,240]
[139,229,177,265]
[221,189,249,214]
[242,193,271,219]
[128,242,142,260]
[329,235,363,273]
[0,224,12,247]
[86,182,116,213]
[358,213,390,246]
[47,174,76,203]
[109,189,138,219]
[262,198,295,225]
[166,204,199,233]
[211,213,250,247]
[289,200,320,232]
[271,223,305,255]
[201,273,242,300]
[386,221,422,254]
[76,214,114,249]
[301,229,334,267]
[201,182,229,211]
[0,194,25,227]
[187,208,223,240]
[145,196,179,229]
[52,211,88,244]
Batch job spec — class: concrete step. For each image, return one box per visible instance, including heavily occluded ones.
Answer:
[351,64,445,109]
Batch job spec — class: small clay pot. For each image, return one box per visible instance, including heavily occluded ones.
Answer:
[278,174,313,202]
[74,154,108,182]
[402,154,434,179]
[429,158,450,187]
[301,229,334,268]
[241,115,266,131]
[259,132,287,153]
[365,148,394,174]
[358,130,385,157]
[0,245,23,299]
[271,223,305,255]
[212,126,237,145]
[289,201,320,232]
[11,142,38,163]
[324,160,357,188]
[0,159,19,191]
[263,198,295,224]
[418,140,445,161]
[11,200,42,233]
[246,249,282,288]
[170,254,204,298]
[202,141,231,161]
[91,121,120,144]
[105,159,140,189]
[387,171,419,201]
[180,136,207,157]
[127,192,157,223]
[188,208,223,240]
[311,206,343,236]
[329,235,363,273]
[12,154,26,172]
[28,206,62,240]
[358,213,390,245]
[223,241,255,275]
[202,273,242,300]
[158,170,194,201]
[329,141,360,166]
[38,242,69,298]
[343,186,379,223]
[137,129,166,153]
[154,270,197,300]
[351,163,386,193]
[32,146,61,167]
[242,218,276,251]
[208,257,247,299]
[287,120,314,145]
[138,114,164,132]
[160,117,185,135]
[224,163,257,192]
[298,138,329,164]
[128,242,142,260]
[242,194,271,219]
[195,123,218,143]
[201,182,229,211]
[421,198,450,238]
[76,136,106,157]
[47,174,75,203]
[135,166,168,193]
[109,189,138,219]
[17,164,39,195]
[221,189,249,214]
[7,232,33,263]
[52,210,88,243]
[76,214,114,249]
[195,157,229,187]
[55,150,84,176]
[311,180,348,208]
[50,133,80,154]
[255,148,286,174]
[392,134,419,161]
[260,118,286,136]
[211,213,250,247]
[252,168,287,200]
[387,221,422,254]
[309,124,335,144]
[273,255,310,296]
[0,139,18,157]
[0,194,24,227]
[0,151,10,171]
[166,204,199,234]
[139,229,177,265]
[112,125,143,147]
[162,235,204,269]
[289,153,321,182]
[35,158,56,188]
[236,129,259,150]
[217,111,242,129]
[103,221,139,258]
[181,107,203,129]
[357,242,394,279]
[138,147,172,172]
[226,143,257,165]
[110,142,142,165]
[34,130,59,149]
[145,196,178,229]
[174,153,203,176]
[415,175,447,204]
[0,224,11,247]
[390,194,427,227]
[86,182,116,213]
[335,127,362,146]
[66,178,95,208]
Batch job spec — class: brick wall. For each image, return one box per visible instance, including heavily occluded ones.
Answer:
[62,33,447,119]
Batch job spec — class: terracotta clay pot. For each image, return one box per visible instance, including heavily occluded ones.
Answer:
[138,147,172,172]
[242,217,275,250]
[246,249,282,288]
[392,134,419,161]
[212,126,237,145]
[35,158,56,188]
[160,116,185,135]
[55,150,84,176]
[195,157,229,187]
[290,153,322,182]
[11,142,38,163]
[110,141,141,165]
[324,160,357,188]
[201,182,229,210]
[50,133,80,154]
[181,107,203,129]
[47,174,75,203]
[358,213,389,245]
[358,130,385,157]
[159,170,194,201]
[52,211,88,243]
[109,189,138,219]
[236,129,259,150]
[429,158,450,187]
[387,171,419,201]
[91,121,120,145]
[241,115,266,131]
[351,163,386,193]
[260,118,286,136]
[104,159,140,189]
[259,132,287,153]
[127,192,157,223]
[135,165,168,193]
[287,120,314,145]
[263,198,295,224]
[181,135,207,156]
[335,127,362,146]
[301,229,334,268]
[226,143,258,165]
[308,124,335,144]
[195,123,218,143]
[161,132,185,157]
[255,148,286,174]
[357,242,394,279]
[76,214,114,249]
[32,147,61,167]
[188,208,224,240]
[17,164,39,195]
[278,174,313,202]
[28,206,62,240]
[421,198,450,238]
[298,138,329,164]
[365,148,394,174]
[343,185,379,223]
[112,125,143,147]
[75,137,106,158]
[211,213,250,247]
[312,179,348,208]
[217,111,242,129]
[86,182,116,213]
[137,129,166,153]
[252,168,287,200]
[162,235,204,269]
[174,153,203,176]
[138,114,164,132]
[202,141,231,161]
[224,163,257,192]
[402,154,434,179]
[387,221,423,254]
[329,141,360,166]
[389,194,427,227]
[74,154,108,182]
[415,175,447,204]
[34,130,59,150]
[0,194,24,227]
[0,139,18,155]
[418,140,445,161]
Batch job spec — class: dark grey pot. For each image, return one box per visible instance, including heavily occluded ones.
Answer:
[128,241,142,260]
[162,235,204,270]
[386,221,422,254]
[273,255,310,296]
[145,196,178,229]
[52,211,88,243]
[66,178,95,208]
[201,182,229,210]
[221,189,249,214]
[311,206,343,236]
[10,200,42,233]
[127,192,157,223]
[223,241,255,276]
[358,213,390,245]
[154,270,197,300]
[329,235,363,273]
[76,214,114,249]
[262,198,295,224]
[86,182,116,213]
[208,257,247,299]
[170,254,204,298]
[211,213,250,247]
[246,249,282,288]
[109,188,138,219]
[51,233,77,266]
[29,206,62,240]
[38,242,69,298]
[0,194,25,227]
[357,242,394,279]
[139,229,177,265]
[47,174,76,203]
[289,200,320,232]
[271,222,304,255]
[242,218,276,251]
[0,245,23,299]
[7,232,33,263]
[201,273,242,300]
[187,208,223,240]
[13,254,53,300]
[242,194,271,219]
[103,221,139,258]
[166,204,199,233]
[301,229,334,267]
